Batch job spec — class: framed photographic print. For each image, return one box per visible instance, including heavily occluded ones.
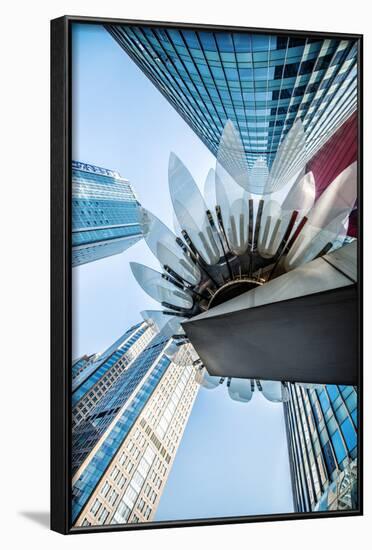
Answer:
[51,15,363,534]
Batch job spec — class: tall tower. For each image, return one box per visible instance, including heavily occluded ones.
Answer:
[72,321,157,429]
[105,26,357,173]
[71,323,199,526]
[284,383,358,512]
[72,160,142,267]
[72,354,97,383]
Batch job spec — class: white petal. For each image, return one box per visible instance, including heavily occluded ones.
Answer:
[140,208,200,284]
[130,262,193,309]
[217,120,251,192]
[228,378,253,402]
[266,119,307,194]
[281,171,316,217]
[169,153,221,264]
[195,367,220,389]
[259,380,286,402]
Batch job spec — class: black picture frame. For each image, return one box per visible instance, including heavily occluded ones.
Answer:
[51,15,363,535]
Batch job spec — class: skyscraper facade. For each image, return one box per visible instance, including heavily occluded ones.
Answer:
[72,160,142,267]
[284,383,358,513]
[72,321,157,429]
[106,25,357,173]
[71,323,199,526]
[72,354,97,383]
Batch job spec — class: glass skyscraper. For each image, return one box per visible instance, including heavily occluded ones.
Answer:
[72,160,142,267]
[284,383,358,513]
[72,321,157,429]
[106,25,357,171]
[71,321,199,526]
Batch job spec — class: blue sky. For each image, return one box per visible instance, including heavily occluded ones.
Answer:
[71,22,294,519]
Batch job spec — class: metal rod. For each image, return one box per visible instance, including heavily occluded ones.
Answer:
[215,205,232,253]
[181,230,200,258]
[207,208,233,279]
[163,264,194,288]
[181,230,219,286]
[161,301,193,317]
[285,216,308,253]
[277,211,299,256]
[253,199,264,251]
[268,211,300,281]
[314,242,333,259]
[248,199,254,250]
[175,236,199,266]
[161,273,185,291]
[162,272,205,300]
[162,310,189,318]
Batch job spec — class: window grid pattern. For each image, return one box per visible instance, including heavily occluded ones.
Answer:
[72,323,153,407]
[106,26,357,173]
[72,161,142,266]
[72,325,157,428]
[72,333,169,472]
[284,383,357,512]
[72,323,142,390]
[71,334,174,522]
[72,354,96,381]
[74,345,199,527]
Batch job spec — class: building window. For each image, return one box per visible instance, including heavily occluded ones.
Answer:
[90,499,101,516]
[340,417,357,451]
[100,481,110,497]
[331,429,347,464]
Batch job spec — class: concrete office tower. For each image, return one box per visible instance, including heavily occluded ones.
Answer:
[71,323,199,526]
[72,321,157,430]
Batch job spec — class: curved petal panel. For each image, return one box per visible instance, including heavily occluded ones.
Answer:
[204,168,219,225]
[307,162,357,230]
[130,262,193,309]
[216,120,252,193]
[164,340,180,362]
[259,380,286,402]
[169,153,221,264]
[172,210,183,237]
[228,378,253,403]
[195,367,221,389]
[284,213,348,271]
[141,310,170,332]
[140,310,186,336]
[265,119,307,194]
[229,197,250,255]
[140,208,201,285]
[157,242,200,285]
[215,165,250,255]
[164,340,193,364]
[330,216,350,252]
[257,200,283,258]
[250,157,269,194]
[281,171,316,217]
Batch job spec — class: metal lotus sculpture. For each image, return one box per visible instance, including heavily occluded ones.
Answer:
[131,119,357,403]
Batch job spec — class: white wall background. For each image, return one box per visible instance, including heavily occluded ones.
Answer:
[1,0,370,547]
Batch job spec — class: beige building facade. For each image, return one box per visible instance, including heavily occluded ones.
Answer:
[75,344,199,526]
